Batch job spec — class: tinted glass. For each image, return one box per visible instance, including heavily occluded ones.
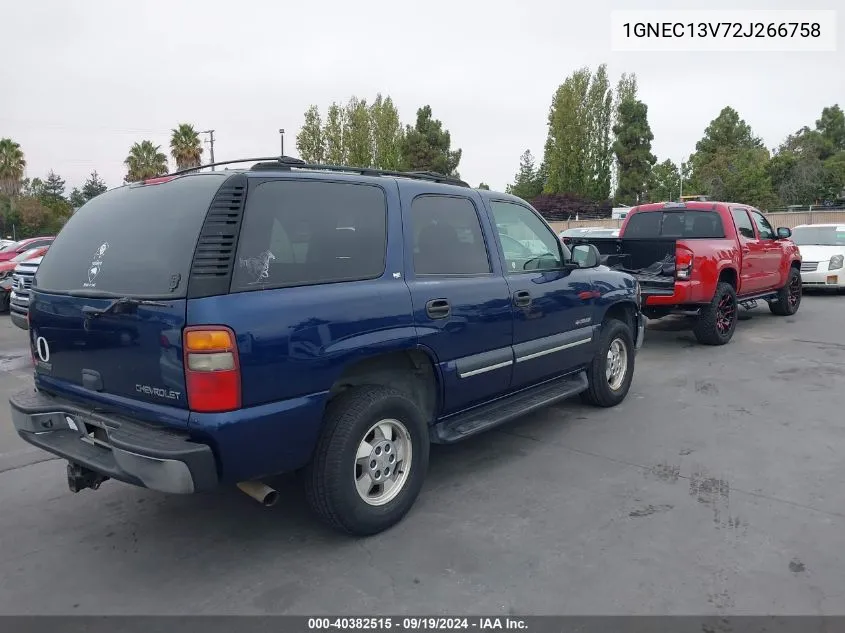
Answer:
[411,195,490,275]
[232,180,387,291]
[750,211,775,239]
[35,173,228,297]
[490,200,563,272]
[791,226,845,246]
[731,208,755,239]
[624,211,725,239]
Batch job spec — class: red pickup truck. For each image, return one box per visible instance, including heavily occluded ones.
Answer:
[578,201,802,345]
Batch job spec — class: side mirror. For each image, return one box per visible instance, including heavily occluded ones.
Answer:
[570,243,600,268]
[776,227,792,239]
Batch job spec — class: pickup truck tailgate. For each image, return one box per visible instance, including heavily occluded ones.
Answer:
[575,237,677,296]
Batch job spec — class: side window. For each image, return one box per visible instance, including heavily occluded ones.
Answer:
[750,210,775,240]
[411,195,491,275]
[231,180,387,291]
[731,208,756,239]
[489,200,563,272]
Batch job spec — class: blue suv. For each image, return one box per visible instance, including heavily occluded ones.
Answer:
[10,157,644,535]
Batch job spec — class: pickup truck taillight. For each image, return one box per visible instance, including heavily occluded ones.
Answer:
[183,325,242,412]
[675,247,694,280]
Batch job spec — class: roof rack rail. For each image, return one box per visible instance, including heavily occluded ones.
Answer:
[163,156,469,187]
[165,156,303,177]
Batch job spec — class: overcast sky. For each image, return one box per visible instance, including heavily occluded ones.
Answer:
[2,0,842,192]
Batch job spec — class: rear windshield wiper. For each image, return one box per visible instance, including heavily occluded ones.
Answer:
[81,296,168,319]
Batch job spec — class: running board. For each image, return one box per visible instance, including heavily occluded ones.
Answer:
[738,291,778,310]
[431,371,589,444]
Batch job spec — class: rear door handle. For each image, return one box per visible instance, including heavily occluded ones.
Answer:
[425,298,451,320]
[513,290,532,307]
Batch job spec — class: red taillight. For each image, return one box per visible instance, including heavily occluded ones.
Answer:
[675,247,694,280]
[183,325,241,412]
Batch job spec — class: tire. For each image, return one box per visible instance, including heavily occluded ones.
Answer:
[305,385,429,536]
[693,282,737,345]
[768,267,802,316]
[0,292,8,314]
[580,318,635,407]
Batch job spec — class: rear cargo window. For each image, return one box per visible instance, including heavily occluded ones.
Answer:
[624,211,725,239]
[230,180,387,291]
[34,174,228,297]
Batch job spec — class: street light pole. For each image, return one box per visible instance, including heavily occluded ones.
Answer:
[201,130,215,170]
[279,128,285,157]
[678,157,685,200]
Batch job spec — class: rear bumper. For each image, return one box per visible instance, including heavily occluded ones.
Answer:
[644,279,709,306]
[10,388,218,494]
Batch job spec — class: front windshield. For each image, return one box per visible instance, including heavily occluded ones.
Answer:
[0,241,20,252]
[791,226,845,246]
[11,248,41,263]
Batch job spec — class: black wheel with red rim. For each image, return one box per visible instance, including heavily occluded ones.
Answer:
[769,267,802,316]
[693,282,738,346]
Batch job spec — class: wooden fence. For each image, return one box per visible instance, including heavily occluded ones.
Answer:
[548,210,845,234]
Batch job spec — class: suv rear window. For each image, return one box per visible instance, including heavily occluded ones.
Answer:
[230,179,387,291]
[35,174,228,297]
[624,210,725,239]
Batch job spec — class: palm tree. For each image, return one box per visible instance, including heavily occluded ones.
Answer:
[124,141,168,183]
[170,124,203,171]
[0,138,26,196]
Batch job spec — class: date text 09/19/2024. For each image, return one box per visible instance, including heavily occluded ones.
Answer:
[307,618,528,631]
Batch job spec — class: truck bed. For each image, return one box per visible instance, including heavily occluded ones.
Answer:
[574,237,677,297]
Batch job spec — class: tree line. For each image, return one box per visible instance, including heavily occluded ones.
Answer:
[507,64,845,212]
[296,97,462,178]
[3,73,844,238]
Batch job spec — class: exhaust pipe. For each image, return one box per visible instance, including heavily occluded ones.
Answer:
[237,481,279,507]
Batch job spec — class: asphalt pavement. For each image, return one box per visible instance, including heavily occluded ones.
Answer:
[0,295,844,615]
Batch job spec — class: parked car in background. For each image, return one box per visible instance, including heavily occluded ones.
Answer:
[0,246,49,313]
[9,157,645,536]
[559,226,603,246]
[0,239,16,250]
[576,201,802,345]
[581,228,620,238]
[9,255,42,329]
[790,224,845,291]
[0,236,54,262]
[611,206,631,220]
